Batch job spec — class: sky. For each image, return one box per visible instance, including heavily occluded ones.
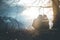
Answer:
[0,0,54,30]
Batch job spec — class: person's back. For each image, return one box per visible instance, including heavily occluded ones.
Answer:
[32,15,49,32]
[40,15,49,32]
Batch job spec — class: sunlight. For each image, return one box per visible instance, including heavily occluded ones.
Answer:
[17,0,54,30]
[44,8,54,29]
[21,7,40,20]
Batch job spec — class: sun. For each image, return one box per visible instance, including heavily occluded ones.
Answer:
[21,7,40,20]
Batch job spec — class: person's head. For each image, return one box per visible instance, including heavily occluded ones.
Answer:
[37,15,42,19]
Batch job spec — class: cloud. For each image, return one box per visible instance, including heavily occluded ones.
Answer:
[0,0,25,17]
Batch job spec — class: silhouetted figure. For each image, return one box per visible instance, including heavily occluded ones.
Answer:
[32,15,42,30]
[32,15,49,32]
[41,15,49,31]
[32,15,50,40]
